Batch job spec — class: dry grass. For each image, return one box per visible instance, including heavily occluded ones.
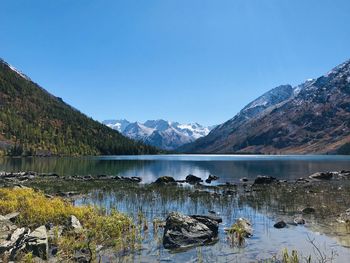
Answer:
[0,188,135,262]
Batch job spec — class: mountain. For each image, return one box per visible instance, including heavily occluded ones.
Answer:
[0,59,159,156]
[179,59,350,154]
[103,119,213,150]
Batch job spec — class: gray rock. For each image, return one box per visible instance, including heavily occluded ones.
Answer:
[163,212,221,249]
[0,218,17,241]
[26,226,48,260]
[0,227,29,254]
[253,175,276,185]
[4,212,20,223]
[309,172,334,180]
[296,178,309,183]
[185,174,203,184]
[65,215,82,232]
[240,177,249,182]
[293,216,306,225]
[274,221,287,229]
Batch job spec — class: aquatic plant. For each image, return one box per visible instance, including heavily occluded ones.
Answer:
[281,249,300,263]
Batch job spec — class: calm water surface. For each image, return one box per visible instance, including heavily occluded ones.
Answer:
[1,155,350,183]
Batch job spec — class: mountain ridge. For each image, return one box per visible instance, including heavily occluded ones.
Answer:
[179,59,350,154]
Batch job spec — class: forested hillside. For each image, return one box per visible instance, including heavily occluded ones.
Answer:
[0,59,159,156]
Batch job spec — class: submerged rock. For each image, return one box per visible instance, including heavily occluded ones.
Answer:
[163,212,221,249]
[302,207,316,214]
[186,174,203,184]
[154,176,176,185]
[240,177,248,182]
[274,221,287,229]
[253,176,277,185]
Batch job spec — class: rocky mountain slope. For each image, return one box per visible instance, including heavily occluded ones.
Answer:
[179,59,350,154]
[0,59,158,156]
[103,119,213,150]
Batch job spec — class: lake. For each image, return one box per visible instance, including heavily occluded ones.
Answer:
[1,154,350,183]
[1,155,350,262]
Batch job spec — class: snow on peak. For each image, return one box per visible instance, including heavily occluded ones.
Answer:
[103,119,214,150]
[1,59,31,81]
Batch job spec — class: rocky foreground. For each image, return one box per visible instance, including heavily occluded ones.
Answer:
[1,170,350,262]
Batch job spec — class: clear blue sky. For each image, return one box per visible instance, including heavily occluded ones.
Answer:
[1,0,349,126]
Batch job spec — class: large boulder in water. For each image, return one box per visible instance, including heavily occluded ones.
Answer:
[274,220,287,229]
[163,212,222,249]
[185,174,203,184]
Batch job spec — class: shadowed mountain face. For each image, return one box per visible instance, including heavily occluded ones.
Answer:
[0,59,159,156]
[179,60,350,154]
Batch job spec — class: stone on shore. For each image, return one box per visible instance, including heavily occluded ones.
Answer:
[26,226,49,260]
[0,227,29,256]
[154,176,176,185]
[65,215,82,232]
[309,172,334,180]
[293,216,306,225]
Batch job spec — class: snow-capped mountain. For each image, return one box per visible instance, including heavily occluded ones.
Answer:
[102,119,130,133]
[179,59,350,154]
[103,119,214,150]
